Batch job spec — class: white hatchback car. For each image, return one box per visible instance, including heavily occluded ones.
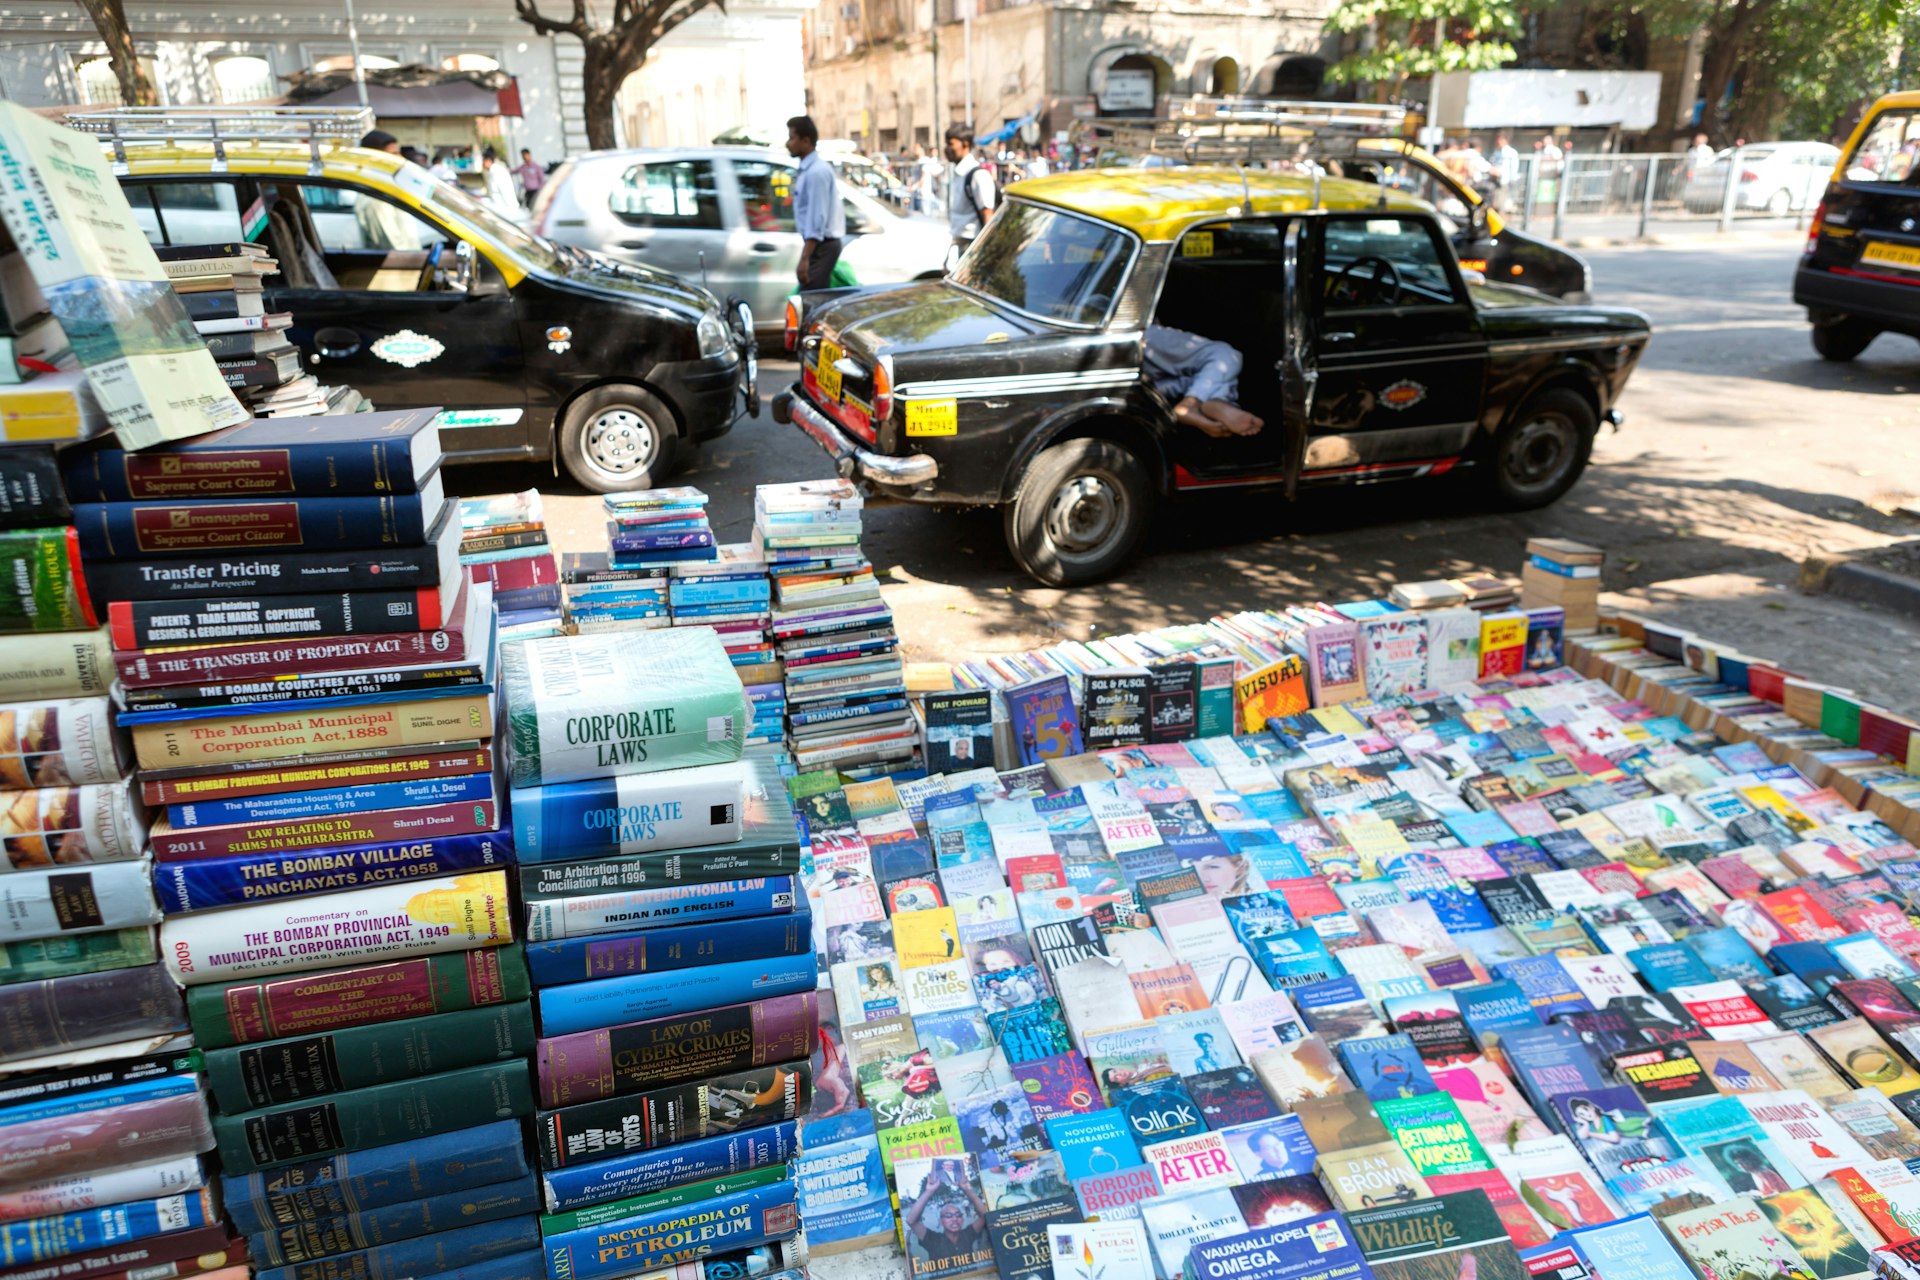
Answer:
[1680,141,1841,215]
[533,146,951,340]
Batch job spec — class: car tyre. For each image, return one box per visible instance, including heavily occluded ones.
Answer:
[1766,188,1793,217]
[1003,437,1152,587]
[1489,387,1595,510]
[1811,317,1878,362]
[557,384,681,493]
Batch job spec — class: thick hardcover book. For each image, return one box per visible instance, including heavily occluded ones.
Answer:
[516,837,800,899]
[0,927,158,989]
[108,587,449,649]
[0,963,185,1065]
[536,992,819,1108]
[0,1154,201,1223]
[220,1119,530,1236]
[523,913,813,989]
[130,692,494,773]
[124,657,488,717]
[165,768,493,831]
[0,1188,214,1268]
[86,505,458,602]
[62,409,439,502]
[160,871,513,987]
[248,1173,540,1268]
[204,1001,536,1112]
[212,1060,534,1174]
[540,1120,800,1213]
[0,1223,234,1280]
[461,528,549,556]
[2,1085,214,1193]
[181,289,263,322]
[252,1213,542,1280]
[149,796,500,863]
[534,951,818,1039]
[0,695,123,785]
[217,350,302,388]
[0,777,144,867]
[204,328,292,356]
[535,1059,810,1169]
[540,1164,789,1237]
[522,874,801,944]
[188,945,528,1048]
[0,528,93,634]
[511,760,749,861]
[0,859,160,942]
[540,1178,796,1279]
[607,525,715,554]
[73,476,443,558]
[0,450,70,528]
[0,629,113,701]
[115,581,484,688]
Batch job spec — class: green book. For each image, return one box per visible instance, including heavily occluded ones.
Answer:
[203,1001,535,1113]
[1821,690,1863,747]
[538,1163,789,1236]
[1374,1093,1493,1178]
[0,927,156,986]
[212,1060,534,1175]
[0,527,91,632]
[877,1114,964,1175]
[1346,1189,1527,1280]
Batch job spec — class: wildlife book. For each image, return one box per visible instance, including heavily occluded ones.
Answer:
[1346,1189,1529,1280]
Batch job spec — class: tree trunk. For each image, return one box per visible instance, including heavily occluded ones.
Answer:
[1694,0,1772,143]
[580,37,624,151]
[76,0,156,106]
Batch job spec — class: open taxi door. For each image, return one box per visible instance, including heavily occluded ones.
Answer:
[1279,219,1316,499]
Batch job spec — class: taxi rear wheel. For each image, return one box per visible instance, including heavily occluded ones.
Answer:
[1489,388,1594,510]
[558,385,680,493]
[1811,317,1878,362]
[1003,438,1152,587]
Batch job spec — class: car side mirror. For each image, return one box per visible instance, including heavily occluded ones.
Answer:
[469,251,508,297]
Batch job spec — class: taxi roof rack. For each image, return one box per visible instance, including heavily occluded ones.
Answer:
[64,105,375,176]
[1075,97,1409,169]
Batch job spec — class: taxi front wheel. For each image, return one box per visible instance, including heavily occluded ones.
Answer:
[558,384,681,493]
[1003,438,1152,587]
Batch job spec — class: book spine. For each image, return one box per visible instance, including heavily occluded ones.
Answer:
[608,529,713,553]
[0,1190,213,1268]
[108,589,442,649]
[539,1120,799,1213]
[150,797,500,863]
[73,493,429,558]
[539,1164,789,1236]
[534,953,818,1040]
[460,529,548,555]
[159,871,513,987]
[536,1061,809,1169]
[84,539,448,602]
[0,779,144,868]
[523,915,812,989]
[187,944,528,1048]
[0,963,183,1065]
[253,1213,542,1280]
[0,1155,201,1222]
[115,622,473,687]
[220,1119,528,1236]
[0,861,159,943]
[510,766,747,862]
[204,1001,535,1112]
[144,746,493,806]
[212,1061,533,1175]
[0,528,92,634]
[131,694,493,772]
[167,769,493,830]
[215,356,294,388]
[464,555,556,594]
[0,927,159,989]
[515,844,799,895]
[788,698,908,728]
[0,1090,212,1193]
[60,430,434,502]
[540,1179,797,1280]
[521,875,800,944]
[0,452,71,528]
[495,584,562,614]
[124,669,487,716]
[0,1223,232,1280]
[0,695,121,785]
[0,629,113,701]
[249,1174,541,1269]
[536,992,818,1108]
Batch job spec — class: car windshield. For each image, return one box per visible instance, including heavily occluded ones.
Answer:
[950,201,1131,325]
[1846,109,1920,184]
[407,164,569,273]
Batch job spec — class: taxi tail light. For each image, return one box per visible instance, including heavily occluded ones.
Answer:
[784,300,800,352]
[1805,201,1825,256]
[873,356,894,427]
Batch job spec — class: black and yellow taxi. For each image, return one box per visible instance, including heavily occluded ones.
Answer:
[772,169,1650,586]
[1794,90,1920,361]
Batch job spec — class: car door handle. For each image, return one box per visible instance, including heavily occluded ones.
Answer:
[1323,331,1357,343]
[618,239,649,250]
[314,326,360,359]
[750,242,780,253]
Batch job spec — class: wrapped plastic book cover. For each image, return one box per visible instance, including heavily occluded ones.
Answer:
[501,627,752,787]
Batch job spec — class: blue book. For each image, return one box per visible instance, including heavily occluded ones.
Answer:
[248,1173,542,1268]
[1007,674,1082,765]
[791,1113,892,1253]
[75,488,440,558]
[1111,1078,1206,1146]
[223,1120,530,1236]
[1186,1211,1375,1280]
[1683,927,1770,982]
[421,1251,550,1280]
[168,769,494,829]
[1628,943,1715,992]
[1336,1033,1438,1101]
[1767,940,1847,997]
[509,763,752,863]
[1043,1108,1139,1182]
[522,876,802,942]
[789,698,910,728]
[1289,975,1368,1019]
[535,952,818,1038]
[670,580,771,606]
[495,584,563,613]
[540,1121,799,1213]
[254,1214,543,1280]
[153,830,513,914]
[0,1188,216,1265]
[1493,954,1595,1019]
[524,912,813,988]
[1257,928,1341,988]
[1568,1213,1697,1280]
[542,1178,796,1279]
[61,409,439,501]
[1498,1023,1606,1128]
[607,525,716,554]
[1218,1113,1317,1180]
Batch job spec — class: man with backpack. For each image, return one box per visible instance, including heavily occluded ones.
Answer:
[944,124,997,262]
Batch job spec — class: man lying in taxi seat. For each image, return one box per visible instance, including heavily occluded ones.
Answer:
[1144,324,1265,439]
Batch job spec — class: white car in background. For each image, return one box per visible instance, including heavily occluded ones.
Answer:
[1680,140,1841,215]
[533,146,950,340]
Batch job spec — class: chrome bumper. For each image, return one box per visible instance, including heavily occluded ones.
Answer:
[779,391,939,487]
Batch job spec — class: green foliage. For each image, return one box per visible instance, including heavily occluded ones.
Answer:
[1323,0,1522,86]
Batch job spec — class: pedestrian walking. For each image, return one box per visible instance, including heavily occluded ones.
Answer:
[945,124,997,259]
[1489,132,1521,212]
[786,114,845,291]
[514,148,547,208]
[481,147,519,217]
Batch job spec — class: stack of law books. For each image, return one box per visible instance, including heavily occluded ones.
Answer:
[461,489,563,641]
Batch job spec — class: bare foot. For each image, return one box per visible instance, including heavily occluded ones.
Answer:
[1200,400,1264,436]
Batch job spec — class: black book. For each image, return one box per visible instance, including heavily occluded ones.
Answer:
[0,446,71,527]
[1476,876,1557,926]
[987,1196,1078,1280]
[216,347,303,388]
[181,289,265,321]
[108,584,454,649]
[203,329,293,358]
[1081,668,1147,749]
[154,242,271,262]
[1147,663,1200,744]
[921,689,993,772]
[461,528,548,555]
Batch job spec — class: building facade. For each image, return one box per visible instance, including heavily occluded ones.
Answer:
[801,0,1337,154]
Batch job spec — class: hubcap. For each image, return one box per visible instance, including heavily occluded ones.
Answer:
[1504,413,1575,492]
[1045,473,1124,556]
[585,408,656,476]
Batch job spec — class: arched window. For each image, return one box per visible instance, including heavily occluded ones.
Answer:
[312,53,399,73]
[212,55,275,104]
[441,53,500,72]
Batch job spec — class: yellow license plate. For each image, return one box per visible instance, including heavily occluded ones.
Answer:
[1861,241,1920,272]
[815,340,843,400]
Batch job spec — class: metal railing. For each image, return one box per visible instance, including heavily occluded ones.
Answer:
[1485,149,1824,239]
[64,105,375,175]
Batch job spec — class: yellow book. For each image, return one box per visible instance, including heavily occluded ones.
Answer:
[131,693,493,770]
[1234,655,1307,733]
[889,906,962,969]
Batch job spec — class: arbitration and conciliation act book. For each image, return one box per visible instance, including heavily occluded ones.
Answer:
[73,470,446,558]
[108,586,453,649]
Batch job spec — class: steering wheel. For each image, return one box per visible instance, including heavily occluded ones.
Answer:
[416,241,445,292]
[1333,255,1403,306]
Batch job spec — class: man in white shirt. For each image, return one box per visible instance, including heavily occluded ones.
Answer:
[354,130,422,251]
[945,124,997,257]
[1490,133,1522,210]
[480,147,519,218]
[786,115,846,290]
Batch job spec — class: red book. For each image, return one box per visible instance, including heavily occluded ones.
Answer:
[1758,885,1846,942]
[465,552,557,594]
[105,586,445,651]
[0,1232,242,1280]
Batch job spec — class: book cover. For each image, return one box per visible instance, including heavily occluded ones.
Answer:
[1347,1189,1527,1280]
[1222,1114,1318,1182]
[1567,1214,1698,1280]
[1139,1188,1247,1280]
[1317,1140,1432,1212]
[1043,1108,1139,1182]
[1235,656,1309,733]
[951,1083,1047,1170]
[541,1177,797,1279]
[1376,1093,1493,1178]
[1756,1187,1875,1280]
[535,1059,809,1169]
[1083,670,1150,750]
[1229,1175,1335,1231]
[1144,1130,1239,1196]
[534,992,818,1108]
[1337,1034,1438,1102]
[1186,1211,1376,1280]
[1010,1053,1102,1123]
[538,1118,799,1212]
[1663,1197,1818,1280]
[1188,1066,1280,1130]
[1046,1220,1153,1278]
[1007,674,1082,766]
[896,1154,995,1278]
[924,691,995,773]
[988,1196,1079,1280]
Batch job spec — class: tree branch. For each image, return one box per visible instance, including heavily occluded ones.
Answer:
[512,0,591,39]
[651,0,720,43]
